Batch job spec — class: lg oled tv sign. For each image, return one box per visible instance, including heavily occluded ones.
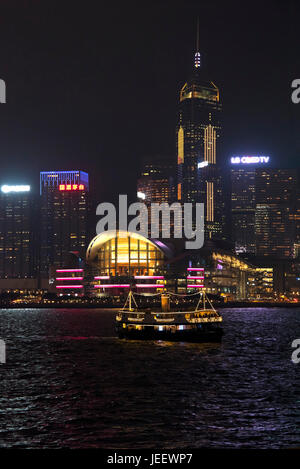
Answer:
[231,156,270,164]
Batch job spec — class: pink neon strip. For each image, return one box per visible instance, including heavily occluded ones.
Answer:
[94,276,110,280]
[56,269,83,273]
[187,268,204,271]
[56,277,83,281]
[187,284,204,288]
[134,276,165,279]
[56,285,83,289]
[94,284,130,288]
[187,276,204,280]
[136,284,164,288]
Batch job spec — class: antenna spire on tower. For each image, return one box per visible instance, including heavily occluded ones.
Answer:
[195,17,201,68]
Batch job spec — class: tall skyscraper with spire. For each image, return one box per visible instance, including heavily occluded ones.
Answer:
[177,22,225,240]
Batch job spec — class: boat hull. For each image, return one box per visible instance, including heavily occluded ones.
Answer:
[116,322,223,343]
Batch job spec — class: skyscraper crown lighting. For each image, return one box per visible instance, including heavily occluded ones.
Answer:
[177,24,224,240]
[40,170,89,194]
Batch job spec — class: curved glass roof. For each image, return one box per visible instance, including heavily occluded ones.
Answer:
[86,230,166,264]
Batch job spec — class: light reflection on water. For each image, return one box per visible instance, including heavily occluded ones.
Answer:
[0,307,299,448]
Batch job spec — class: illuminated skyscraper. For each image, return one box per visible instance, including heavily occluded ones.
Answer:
[40,171,90,277]
[295,180,300,256]
[137,157,175,204]
[231,162,257,254]
[177,25,224,239]
[136,157,176,238]
[230,161,299,258]
[0,184,37,278]
[255,168,297,258]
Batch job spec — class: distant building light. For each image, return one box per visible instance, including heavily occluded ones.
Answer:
[198,161,209,169]
[1,185,31,193]
[137,191,146,200]
[231,156,270,165]
[134,276,165,279]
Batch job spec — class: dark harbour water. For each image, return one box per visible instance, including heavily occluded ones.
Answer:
[0,307,300,449]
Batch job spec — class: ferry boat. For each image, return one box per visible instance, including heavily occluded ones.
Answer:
[115,291,223,342]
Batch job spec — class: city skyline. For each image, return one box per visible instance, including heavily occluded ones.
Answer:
[0,1,299,299]
[1,1,300,454]
[0,1,299,206]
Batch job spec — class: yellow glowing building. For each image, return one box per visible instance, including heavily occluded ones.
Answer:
[86,230,169,277]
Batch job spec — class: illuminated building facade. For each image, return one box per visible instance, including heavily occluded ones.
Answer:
[40,171,90,277]
[231,165,256,254]
[296,178,300,244]
[0,184,37,278]
[255,169,297,258]
[247,267,274,299]
[167,240,256,300]
[137,157,175,204]
[137,158,176,238]
[85,231,258,299]
[294,175,300,257]
[86,230,167,278]
[176,38,224,239]
[230,161,300,259]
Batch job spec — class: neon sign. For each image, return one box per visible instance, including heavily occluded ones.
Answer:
[136,284,164,288]
[56,285,83,289]
[198,161,209,169]
[1,185,30,193]
[94,284,130,288]
[59,184,85,191]
[56,269,83,272]
[56,277,83,281]
[231,156,270,164]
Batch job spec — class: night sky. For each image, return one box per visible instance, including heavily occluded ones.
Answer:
[0,0,299,204]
